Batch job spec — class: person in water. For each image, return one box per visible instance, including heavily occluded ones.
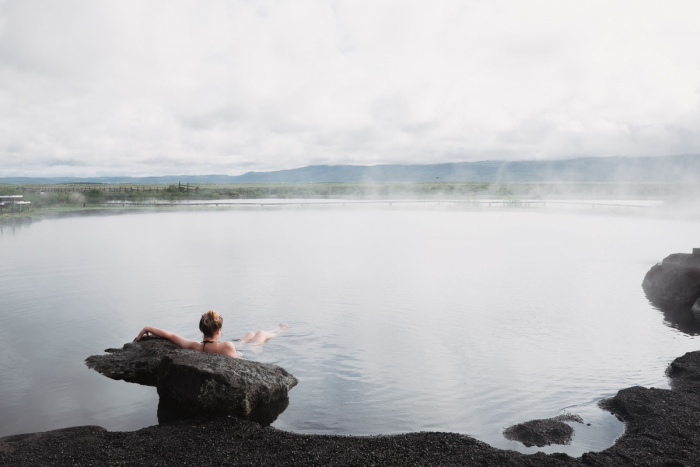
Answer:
[135,310,289,359]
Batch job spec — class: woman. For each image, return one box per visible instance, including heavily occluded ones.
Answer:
[135,310,289,359]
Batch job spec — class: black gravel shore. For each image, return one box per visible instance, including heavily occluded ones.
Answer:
[3,349,700,466]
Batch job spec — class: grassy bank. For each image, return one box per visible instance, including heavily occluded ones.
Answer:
[1,182,698,221]
[5,181,700,201]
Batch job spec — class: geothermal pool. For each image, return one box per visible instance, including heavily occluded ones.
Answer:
[1,209,698,456]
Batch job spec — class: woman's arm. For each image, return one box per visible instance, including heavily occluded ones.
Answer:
[136,326,200,351]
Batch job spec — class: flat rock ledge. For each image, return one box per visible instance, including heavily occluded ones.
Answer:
[85,336,298,415]
[503,414,583,448]
[4,349,700,466]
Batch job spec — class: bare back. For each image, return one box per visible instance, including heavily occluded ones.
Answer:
[201,340,238,358]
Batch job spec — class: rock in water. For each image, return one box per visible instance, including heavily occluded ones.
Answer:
[693,298,700,325]
[85,337,298,415]
[503,414,583,448]
[642,253,700,306]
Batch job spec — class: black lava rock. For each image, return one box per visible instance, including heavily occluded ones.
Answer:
[85,336,298,415]
[642,253,700,306]
[503,414,583,447]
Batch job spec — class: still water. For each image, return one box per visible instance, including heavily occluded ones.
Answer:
[1,209,698,456]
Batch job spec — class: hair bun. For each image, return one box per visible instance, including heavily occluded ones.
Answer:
[199,310,224,337]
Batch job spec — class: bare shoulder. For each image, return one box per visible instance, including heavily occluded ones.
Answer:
[221,341,238,358]
[221,341,236,352]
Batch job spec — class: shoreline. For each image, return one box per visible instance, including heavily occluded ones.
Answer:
[0,199,688,227]
[2,349,700,466]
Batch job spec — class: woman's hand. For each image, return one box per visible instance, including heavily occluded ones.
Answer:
[136,326,152,341]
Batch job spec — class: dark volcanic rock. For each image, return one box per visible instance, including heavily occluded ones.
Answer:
[666,350,700,392]
[594,385,700,465]
[157,395,290,426]
[85,336,177,386]
[503,414,583,447]
[85,337,298,415]
[0,418,577,467]
[642,253,700,306]
[693,297,700,324]
[663,252,700,269]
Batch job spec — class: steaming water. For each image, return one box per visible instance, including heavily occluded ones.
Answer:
[1,209,698,457]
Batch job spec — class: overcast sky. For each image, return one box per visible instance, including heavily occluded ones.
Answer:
[1,0,699,177]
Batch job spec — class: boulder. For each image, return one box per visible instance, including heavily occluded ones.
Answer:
[642,253,700,306]
[85,337,298,415]
[693,298,700,325]
[503,414,583,448]
[663,252,700,269]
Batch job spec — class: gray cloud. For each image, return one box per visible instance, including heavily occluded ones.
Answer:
[1,0,700,177]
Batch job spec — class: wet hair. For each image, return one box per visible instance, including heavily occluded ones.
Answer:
[199,310,223,338]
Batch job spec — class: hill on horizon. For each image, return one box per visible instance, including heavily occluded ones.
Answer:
[2,154,700,185]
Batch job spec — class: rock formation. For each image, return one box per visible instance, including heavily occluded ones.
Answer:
[642,252,700,307]
[85,336,298,415]
[692,298,700,324]
[503,414,584,447]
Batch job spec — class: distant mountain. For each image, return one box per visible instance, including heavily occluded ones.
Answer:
[2,155,700,184]
[232,155,700,183]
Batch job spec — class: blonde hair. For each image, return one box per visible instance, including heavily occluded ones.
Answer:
[199,310,223,337]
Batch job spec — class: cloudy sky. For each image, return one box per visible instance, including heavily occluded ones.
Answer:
[1,0,699,177]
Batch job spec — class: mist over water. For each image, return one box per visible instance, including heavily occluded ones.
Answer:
[1,209,699,456]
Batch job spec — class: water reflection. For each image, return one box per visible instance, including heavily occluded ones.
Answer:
[650,300,700,336]
[157,397,289,427]
[0,219,33,236]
